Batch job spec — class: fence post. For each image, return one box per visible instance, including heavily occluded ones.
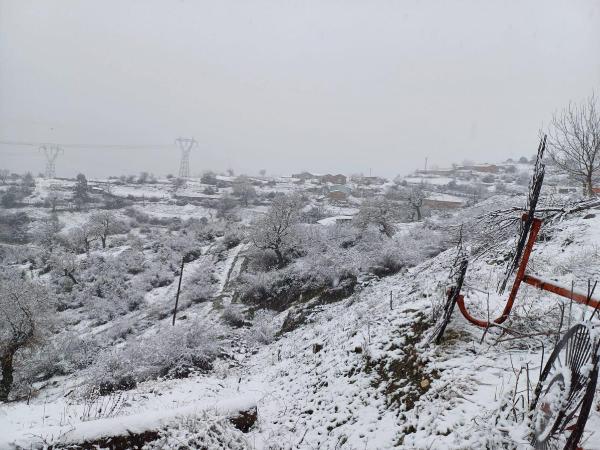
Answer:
[172,256,186,326]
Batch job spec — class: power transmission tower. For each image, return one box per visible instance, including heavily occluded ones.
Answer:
[175,137,197,178]
[39,144,63,178]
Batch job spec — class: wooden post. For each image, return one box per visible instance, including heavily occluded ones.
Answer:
[172,256,186,326]
[389,291,393,310]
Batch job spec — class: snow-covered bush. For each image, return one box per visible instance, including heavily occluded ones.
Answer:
[221,226,244,250]
[60,254,145,322]
[16,333,100,385]
[221,305,246,327]
[182,264,218,305]
[551,245,600,282]
[0,272,56,401]
[238,262,356,311]
[368,242,405,276]
[245,247,280,272]
[353,196,401,237]
[249,310,277,344]
[119,248,146,275]
[83,348,137,395]
[85,320,219,392]
[30,214,63,253]
[142,264,175,290]
[143,413,250,450]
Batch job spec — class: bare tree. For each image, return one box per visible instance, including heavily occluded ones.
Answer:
[68,223,97,254]
[30,214,63,253]
[232,175,257,207]
[0,170,9,185]
[45,186,63,212]
[406,186,425,221]
[73,173,90,209]
[50,248,79,285]
[215,194,238,219]
[353,197,398,237]
[547,93,600,196]
[0,273,53,401]
[171,177,186,192]
[249,194,302,268]
[88,211,125,249]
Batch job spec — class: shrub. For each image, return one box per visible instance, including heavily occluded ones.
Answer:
[143,414,250,450]
[222,228,244,250]
[238,265,356,311]
[85,320,219,392]
[182,265,218,305]
[248,310,276,345]
[221,305,246,328]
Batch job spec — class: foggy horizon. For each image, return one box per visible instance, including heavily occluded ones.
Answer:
[1,0,599,178]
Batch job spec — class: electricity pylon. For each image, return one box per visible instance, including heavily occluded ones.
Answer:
[175,137,197,178]
[39,144,63,178]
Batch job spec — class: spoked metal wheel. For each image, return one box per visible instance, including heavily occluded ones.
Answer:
[430,258,468,344]
[530,323,599,450]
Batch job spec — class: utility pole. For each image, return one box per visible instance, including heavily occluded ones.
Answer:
[172,256,186,326]
[39,144,63,179]
[175,137,197,178]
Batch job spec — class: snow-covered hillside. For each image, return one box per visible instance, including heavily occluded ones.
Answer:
[1,172,599,449]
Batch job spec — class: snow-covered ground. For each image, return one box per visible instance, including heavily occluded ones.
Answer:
[2,204,600,448]
[1,172,599,449]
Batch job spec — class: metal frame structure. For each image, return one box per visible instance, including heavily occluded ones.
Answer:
[456,214,600,329]
[39,144,63,179]
[175,137,197,178]
[428,135,600,448]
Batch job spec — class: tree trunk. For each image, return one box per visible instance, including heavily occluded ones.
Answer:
[586,172,594,197]
[274,248,285,268]
[0,352,14,402]
[65,269,78,285]
[415,206,422,221]
[101,236,107,249]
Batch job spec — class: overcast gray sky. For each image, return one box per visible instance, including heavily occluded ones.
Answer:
[1,0,599,178]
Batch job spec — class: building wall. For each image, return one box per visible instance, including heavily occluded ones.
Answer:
[423,199,463,209]
[321,174,347,184]
[328,191,348,201]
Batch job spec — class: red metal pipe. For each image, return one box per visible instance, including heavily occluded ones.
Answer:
[456,215,600,329]
[456,218,543,328]
[523,275,600,310]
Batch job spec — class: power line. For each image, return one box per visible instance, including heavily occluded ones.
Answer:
[0,140,173,150]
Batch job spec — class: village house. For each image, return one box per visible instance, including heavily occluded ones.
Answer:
[423,193,466,209]
[325,184,351,201]
[320,174,347,185]
[458,164,498,174]
[292,171,317,181]
[317,215,354,226]
[415,168,456,176]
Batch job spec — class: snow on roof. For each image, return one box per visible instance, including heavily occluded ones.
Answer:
[317,215,354,226]
[424,193,466,203]
[404,177,460,186]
